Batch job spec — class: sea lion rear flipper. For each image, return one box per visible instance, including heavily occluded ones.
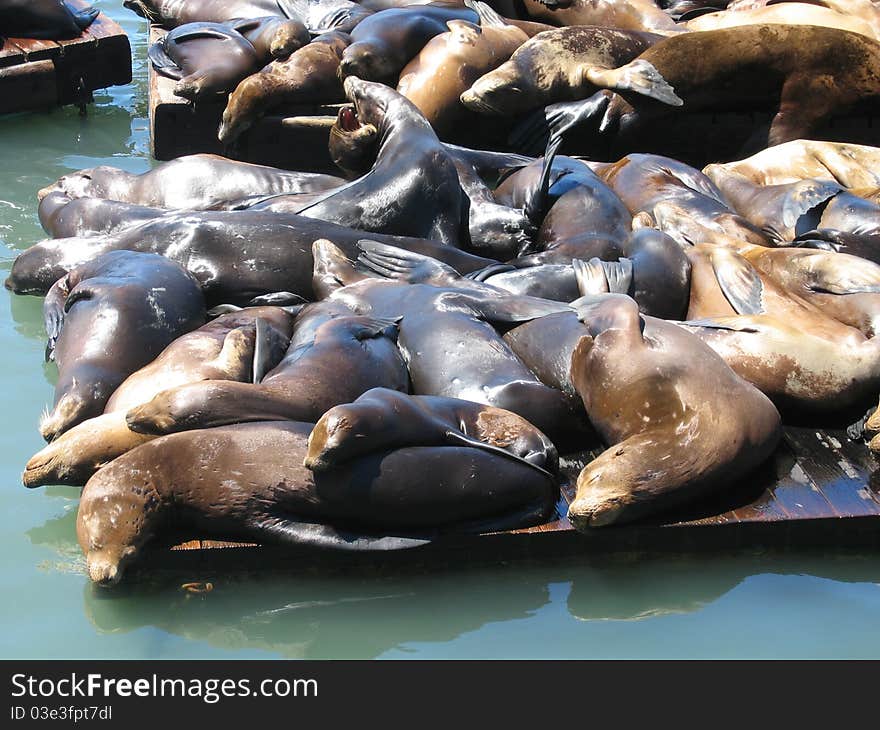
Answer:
[465,263,517,282]
[356,240,461,285]
[461,291,571,324]
[584,60,683,107]
[573,258,610,296]
[523,134,563,226]
[259,514,432,551]
[508,92,612,157]
[442,429,553,478]
[463,0,508,28]
[780,180,841,233]
[709,248,765,315]
[571,293,642,338]
[68,5,100,30]
[147,41,184,79]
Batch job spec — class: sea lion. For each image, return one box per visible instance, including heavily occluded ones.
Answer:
[338,3,479,85]
[317,240,590,446]
[276,77,466,246]
[7,209,494,303]
[37,193,165,239]
[685,3,880,42]
[230,16,310,59]
[41,251,205,442]
[123,0,288,26]
[566,293,780,528]
[23,307,295,488]
[148,23,264,101]
[126,314,409,435]
[38,154,343,211]
[525,25,880,152]
[77,417,559,585]
[460,26,660,118]
[397,7,528,137]
[516,0,680,33]
[707,140,880,189]
[0,0,98,40]
[794,230,880,267]
[219,31,351,144]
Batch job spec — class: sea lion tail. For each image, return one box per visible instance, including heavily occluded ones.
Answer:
[584,60,683,107]
[464,0,508,28]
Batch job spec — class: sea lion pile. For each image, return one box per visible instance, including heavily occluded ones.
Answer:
[9,0,880,585]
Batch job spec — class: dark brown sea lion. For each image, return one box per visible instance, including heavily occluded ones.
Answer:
[126,314,409,435]
[38,154,343,211]
[23,307,295,488]
[516,0,680,33]
[397,8,527,137]
[231,16,310,58]
[338,3,479,85]
[41,251,205,442]
[317,240,589,446]
[566,293,780,528]
[219,31,351,144]
[6,210,495,303]
[532,25,880,152]
[281,77,466,246]
[77,415,559,584]
[0,0,98,40]
[460,26,660,118]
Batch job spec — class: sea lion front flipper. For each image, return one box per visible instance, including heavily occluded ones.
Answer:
[523,134,564,226]
[209,326,257,383]
[147,41,184,79]
[356,240,461,285]
[68,4,100,30]
[463,0,507,28]
[43,277,71,362]
[465,263,517,282]
[245,291,307,307]
[459,290,571,324]
[780,180,841,233]
[169,28,236,43]
[709,248,765,315]
[584,60,683,107]
[252,317,292,384]
[258,513,432,551]
[442,429,554,478]
[508,92,612,157]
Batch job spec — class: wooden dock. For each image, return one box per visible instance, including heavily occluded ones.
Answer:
[0,0,131,115]
[148,26,340,174]
[135,425,880,578]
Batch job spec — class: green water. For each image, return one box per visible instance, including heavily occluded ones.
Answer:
[2,2,880,660]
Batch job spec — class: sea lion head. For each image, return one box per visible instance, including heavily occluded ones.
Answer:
[460,62,540,116]
[266,19,310,58]
[38,167,116,201]
[338,40,397,85]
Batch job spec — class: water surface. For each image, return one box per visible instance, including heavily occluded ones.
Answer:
[2,2,880,659]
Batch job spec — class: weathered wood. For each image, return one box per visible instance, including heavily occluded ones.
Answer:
[0,3,131,115]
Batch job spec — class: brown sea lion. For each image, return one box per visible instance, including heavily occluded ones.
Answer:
[231,16,310,59]
[126,314,409,435]
[7,209,494,303]
[37,193,165,239]
[41,251,205,442]
[516,0,680,33]
[566,293,780,528]
[219,31,351,144]
[38,154,343,211]
[793,230,880,267]
[23,307,295,488]
[124,0,295,27]
[460,26,660,118]
[77,415,559,585]
[0,0,98,40]
[706,140,880,189]
[529,25,880,152]
[338,3,479,85]
[397,9,528,137]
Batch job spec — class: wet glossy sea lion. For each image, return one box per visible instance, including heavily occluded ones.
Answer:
[338,3,479,85]
[38,154,343,211]
[124,0,288,26]
[149,23,263,101]
[78,415,559,584]
[397,9,527,137]
[794,230,880,267]
[23,307,294,487]
[566,293,780,528]
[37,193,165,239]
[7,210,494,303]
[282,77,466,246]
[708,140,880,189]
[232,16,310,58]
[318,240,589,446]
[0,0,98,40]
[126,314,409,435]
[219,31,351,144]
[41,251,205,442]
[533,25,880,151]
[460,26,660,118]
[516,0,679,33]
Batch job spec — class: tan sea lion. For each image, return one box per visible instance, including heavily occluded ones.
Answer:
[567,293,781,528]
[516,0,680,33]
[397,11,527,137]
[23,307,295,488]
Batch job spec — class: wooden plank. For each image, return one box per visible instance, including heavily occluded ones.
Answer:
[783,428,880,517]
[0,60,58,114]
[0,39,27,69]
[3,37,61,63]
[762,441,839,520]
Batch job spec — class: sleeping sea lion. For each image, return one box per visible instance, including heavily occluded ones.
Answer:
[516,0,680,33]
[40,251,205,442]
[0,0,98,40]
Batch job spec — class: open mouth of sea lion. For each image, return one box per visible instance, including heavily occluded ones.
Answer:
[337,104,362,133]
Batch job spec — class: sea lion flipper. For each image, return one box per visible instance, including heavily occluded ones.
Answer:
[349,316,402,342]
[356,240,461,285]
[465,263,517,282]
[508,92,612,157]
[251,317,278,384]
[245,291,307,307]
[69,5,100,30]
[584,60,683,107]
[442,429,553,478]
[147,41,183,79]
[710,249,765,315]
[781,180,840,231]
[681,317,762,333]
[170,28,236,43]
[463,0,507,28]
[572,258,610,296]
[603,258,634,295]
[571,294,641,338]
[447,20,482,43]
[259,514,432,552]
[524,133,564,226]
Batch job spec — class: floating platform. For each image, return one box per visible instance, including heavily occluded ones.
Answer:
[0,0,131,115]
[148,26,340,174]
[137,425,880,578]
